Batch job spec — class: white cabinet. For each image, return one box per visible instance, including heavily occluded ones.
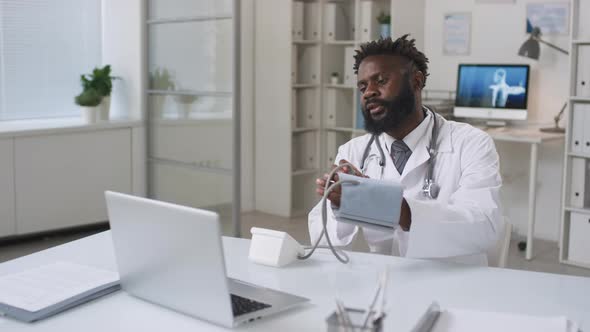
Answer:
[0,139,16,237]
[560,0,590,269]
[568,212,590,265]
[14,129,132,234]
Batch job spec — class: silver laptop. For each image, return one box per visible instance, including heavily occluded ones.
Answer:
[105,191,308,328]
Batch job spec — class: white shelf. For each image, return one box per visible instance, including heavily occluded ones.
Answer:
[292,40,320,45]
[326,127,365,134]
[564,206,590,215]
[569,96,590,102]
[324,40,357,46]
[147,89,232,97]
[324,84,355,89]
[572,40,590,45]
[292,84,320,89]
[568,152,590,158]
[146,15,233,25]
[292,168,319,176]
[292,127,319,133]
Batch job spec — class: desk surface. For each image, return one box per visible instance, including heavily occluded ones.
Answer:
[478,124,565,144]
[1,232,588,331]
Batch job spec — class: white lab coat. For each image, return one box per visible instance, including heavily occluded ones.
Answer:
[308,112,503,265]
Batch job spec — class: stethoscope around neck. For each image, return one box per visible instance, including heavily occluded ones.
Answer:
[359,106,441,199]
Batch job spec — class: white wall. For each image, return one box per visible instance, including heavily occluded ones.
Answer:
[424,0,569,240]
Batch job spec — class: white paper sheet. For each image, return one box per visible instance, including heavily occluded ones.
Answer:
[0,262,119,312]
[431,308,569,332]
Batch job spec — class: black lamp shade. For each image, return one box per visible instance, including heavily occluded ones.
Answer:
[518,37,540,60]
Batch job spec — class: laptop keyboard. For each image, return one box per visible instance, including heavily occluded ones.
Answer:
[230,294,272,317]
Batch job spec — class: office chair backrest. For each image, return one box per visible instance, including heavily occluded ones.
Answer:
[487,218,512,268]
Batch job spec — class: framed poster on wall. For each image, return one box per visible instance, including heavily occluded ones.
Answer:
[443,13,471,55]
[526,3,570,35]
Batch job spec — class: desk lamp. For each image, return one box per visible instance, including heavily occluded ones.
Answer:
[518,27,569,133]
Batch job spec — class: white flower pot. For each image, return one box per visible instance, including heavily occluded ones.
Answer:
[99,96,111,121]
[80,106,99,124]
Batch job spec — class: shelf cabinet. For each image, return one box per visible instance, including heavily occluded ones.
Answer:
[560,0,590,268]
[255,0,424,217]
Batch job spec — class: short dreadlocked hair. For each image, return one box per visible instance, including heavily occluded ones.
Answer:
[353,35,429,88]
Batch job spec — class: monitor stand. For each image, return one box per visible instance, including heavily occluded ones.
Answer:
[485,120,507,128]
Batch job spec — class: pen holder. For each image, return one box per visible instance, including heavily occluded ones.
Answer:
[326,307,386,332]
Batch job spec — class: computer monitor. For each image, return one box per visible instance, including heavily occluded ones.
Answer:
[454,64,530,122]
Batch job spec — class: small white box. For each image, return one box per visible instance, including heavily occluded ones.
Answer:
[359,1,378,41]
[576,46,590,97]
[326,132,338,168]
[568,212,590,264]
[291,91,297,128]
[571,104,585,153]
[583,104,590,155]
[570,158,587,207]
[324,90,337,128]
[303,132,317,169]
[291,46,297,84]
[324,2,349,41]
[292,1,304,41]
[303,2,320,40]
[344,46,356,85]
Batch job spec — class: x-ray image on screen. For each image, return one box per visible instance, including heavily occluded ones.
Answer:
[456,65,529,109]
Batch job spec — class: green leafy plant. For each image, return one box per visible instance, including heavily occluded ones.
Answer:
[80,65,118,97]
[377,12,391,25]
[75,88,102,107]
[150,68,176,91]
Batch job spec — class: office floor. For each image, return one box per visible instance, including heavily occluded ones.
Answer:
[1,211,590,279]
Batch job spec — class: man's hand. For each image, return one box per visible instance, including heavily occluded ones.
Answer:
[315,160,366,208]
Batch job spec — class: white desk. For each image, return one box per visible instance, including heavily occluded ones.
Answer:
[1,231,589,331]
[483,125,565,260]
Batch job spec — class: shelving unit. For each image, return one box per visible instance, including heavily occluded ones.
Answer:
[559,0,590,269]
[255,0,424,217]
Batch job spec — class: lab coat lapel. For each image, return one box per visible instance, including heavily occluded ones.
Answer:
[401,113,452,180]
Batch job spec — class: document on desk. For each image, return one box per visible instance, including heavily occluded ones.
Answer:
[411,302,581,332]
[0,261,120,322]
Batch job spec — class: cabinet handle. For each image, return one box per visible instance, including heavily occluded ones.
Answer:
[575,192,580,197]
[586,142,590,147]
[575,141,580,145]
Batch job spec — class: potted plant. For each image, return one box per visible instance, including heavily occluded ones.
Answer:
[150,68,176,118]
[173,85,198,118]
[75,88,102,123]
[80,65,118,121]
[377,12,391,38]
[330,72,340,85]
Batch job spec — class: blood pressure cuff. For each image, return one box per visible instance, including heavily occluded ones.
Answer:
[334,173,403,228]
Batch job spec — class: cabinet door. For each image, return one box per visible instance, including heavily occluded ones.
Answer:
[577,46,590,97]
[15,129,132,234]
[571,104,585,154]
[568,212,590,264]
[0,139,16,237]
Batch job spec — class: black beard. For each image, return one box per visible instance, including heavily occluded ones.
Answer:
[362,77,416,135]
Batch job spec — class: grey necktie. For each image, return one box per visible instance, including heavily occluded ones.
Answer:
[391,140,412,174]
